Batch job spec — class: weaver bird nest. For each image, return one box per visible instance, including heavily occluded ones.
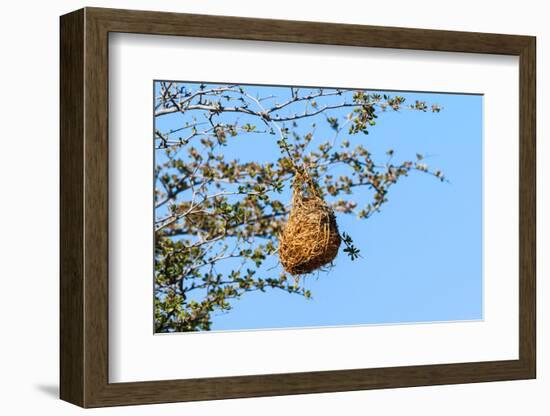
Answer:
[278,176,341,275]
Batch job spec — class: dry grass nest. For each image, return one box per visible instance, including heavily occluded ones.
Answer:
[278,178,341,275]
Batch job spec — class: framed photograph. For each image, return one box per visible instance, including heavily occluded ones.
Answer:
[60,7,536,408]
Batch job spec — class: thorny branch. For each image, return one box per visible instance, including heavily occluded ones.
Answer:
[154,82,444,332]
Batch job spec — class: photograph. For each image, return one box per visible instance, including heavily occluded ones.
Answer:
[52,5,537,409]
[153,81,483,333]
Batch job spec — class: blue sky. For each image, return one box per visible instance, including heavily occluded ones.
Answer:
[155,82,483,331]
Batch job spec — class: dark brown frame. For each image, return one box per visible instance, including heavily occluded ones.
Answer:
[60,7,536,408]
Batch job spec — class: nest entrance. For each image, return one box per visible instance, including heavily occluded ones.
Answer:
[278,177,341,275]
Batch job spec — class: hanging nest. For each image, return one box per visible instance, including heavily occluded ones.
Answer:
[278,174,341,275]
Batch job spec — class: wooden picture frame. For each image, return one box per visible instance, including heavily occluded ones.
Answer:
[60,7,536,408]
